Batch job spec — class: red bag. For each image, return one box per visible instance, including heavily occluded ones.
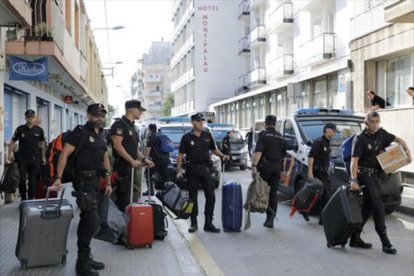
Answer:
[36,180,57,199]
[99,171,119,190]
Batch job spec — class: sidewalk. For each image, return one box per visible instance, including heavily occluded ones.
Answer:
[0,186,203,276]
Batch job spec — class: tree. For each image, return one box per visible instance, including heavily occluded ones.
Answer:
[162,93,174,117]
[107,104,116,126]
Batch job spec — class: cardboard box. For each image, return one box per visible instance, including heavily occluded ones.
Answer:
[377,144,410,174]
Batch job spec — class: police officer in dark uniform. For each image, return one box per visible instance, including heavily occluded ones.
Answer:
[350,111,412,254]
[53,104,113,276]
[307,123,337,223]
[110,100,154,212]
[176,113,229,233]
[8,110,46,201]
[252,115,287,228]
[222,131,233,171]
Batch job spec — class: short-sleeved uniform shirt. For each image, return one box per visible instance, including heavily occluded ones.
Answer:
[12,124,45,159]
[255,128,287,161]
[146,132,161,159]
[352,128,396,169]
[179,130,217,164]
[308,135,332,167]
[110,116,139,167]
[222,135,231,153]
[65,122,107,171]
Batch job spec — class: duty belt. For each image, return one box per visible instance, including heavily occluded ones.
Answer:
[358,167,380,175]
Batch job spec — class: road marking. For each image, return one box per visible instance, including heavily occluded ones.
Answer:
[173,219,225,276]
[397,218,414,231]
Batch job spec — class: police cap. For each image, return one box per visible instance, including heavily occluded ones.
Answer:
[25,109,36,118]
[191,113,205,121]
[265,115,277,126]
[87,103,107,116]
[125,100,146,111]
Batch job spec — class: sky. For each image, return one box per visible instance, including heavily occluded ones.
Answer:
[83,0,173,117]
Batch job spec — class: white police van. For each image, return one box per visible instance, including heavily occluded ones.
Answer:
[253,108,403,214]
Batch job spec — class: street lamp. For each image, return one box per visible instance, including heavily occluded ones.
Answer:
[93,25,125,31]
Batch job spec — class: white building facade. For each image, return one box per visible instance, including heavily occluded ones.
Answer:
[170,0,244,116]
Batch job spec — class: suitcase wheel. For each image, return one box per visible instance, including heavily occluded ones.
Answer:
[61,254,67,265]
[341,244,346,248]
[149,244,152,249]
[327,243,332,248]
[20,260,27,270]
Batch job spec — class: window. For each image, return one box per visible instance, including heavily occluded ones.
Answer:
[314,79,327,107]
[284,120,297,146]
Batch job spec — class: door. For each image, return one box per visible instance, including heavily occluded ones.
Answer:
[37,97,50,142]
[54,105,63,138]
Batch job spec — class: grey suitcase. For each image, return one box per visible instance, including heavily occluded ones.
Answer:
[16,188,74,270]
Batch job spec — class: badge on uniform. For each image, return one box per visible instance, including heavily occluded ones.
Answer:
[368,144,372,150]
[21,133,25,138]
[89,136,95,143]
[129,130,133,136]
[116,129,123,135]
[324,147,327,151]
[191,141,195,146]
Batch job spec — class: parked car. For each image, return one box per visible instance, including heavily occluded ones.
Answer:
[253,108,403,214]
[209,124,249,170]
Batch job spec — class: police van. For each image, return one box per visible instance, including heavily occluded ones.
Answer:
[253,108,403,214]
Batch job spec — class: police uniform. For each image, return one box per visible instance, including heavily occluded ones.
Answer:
[110,100,145,212]
[222,133,233,171]
[254,115,287,228]
[12,110,45,200]
[64,103,108,275]
[308,130,333,211]
[146,130,169,191]
[179,113,220,232]
[351,127,397,252]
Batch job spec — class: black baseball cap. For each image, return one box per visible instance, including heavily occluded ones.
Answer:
[87,103,107,116]
[25,109,36,118]
[191,113,205,121]
[265,115,277,126]
[125,100,146,111]
[324,123,337,132]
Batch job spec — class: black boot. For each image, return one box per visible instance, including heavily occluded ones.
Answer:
[88,254,105,270]
[189,218,198,233]
[349,233,372,249]
[263,209,276,229]
[301,212,310,222]
[76,253,99,276]
[204,216,220,233]
[380,232,397,254]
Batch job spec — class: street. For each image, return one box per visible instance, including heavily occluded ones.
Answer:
[174,169,414,276]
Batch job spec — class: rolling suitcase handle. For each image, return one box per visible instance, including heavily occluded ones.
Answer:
[42,186,65,219]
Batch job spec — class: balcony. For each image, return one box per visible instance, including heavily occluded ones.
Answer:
[238,0,250,20]
[171,67,194,92]
[238,37,251,55]
[0,0,32,27]
[250,25,266,48]
[172,0,194,42]
[251,0,266,10]
[249,67,266,87]
[300,33,335,66]
[171,33,194,69]
[297,0,322,11]
[235,74,249,95]
[267,2,293,34]
[268,54,293,80]
[384,0,414,23]
[144,89,163,97]
[144,75,162,83]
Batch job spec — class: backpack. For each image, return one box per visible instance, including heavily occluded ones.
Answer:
[156,133,175,154]
[146,201,168,240]
[243,174,270,230]
[0,161,20,194]
[156,182,193,220]
[47,126,88,184]
[340,134,356,176]
[289,178,323,218]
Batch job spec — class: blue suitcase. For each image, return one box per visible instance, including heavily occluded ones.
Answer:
[221,181,243,232]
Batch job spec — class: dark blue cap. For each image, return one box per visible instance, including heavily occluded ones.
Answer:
[265,115,277,125]
[191,113,205,121]
[25,109,36,118]
[87,103,107,115]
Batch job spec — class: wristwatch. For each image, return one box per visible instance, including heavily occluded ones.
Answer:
[104,169,111,177]
[55,176,62,181]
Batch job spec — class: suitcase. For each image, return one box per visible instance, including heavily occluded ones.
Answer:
[321,185,363,248]
[125,167,154,249]
[221,181,243,231]
[16,187,73,270]
[289,178,323,218]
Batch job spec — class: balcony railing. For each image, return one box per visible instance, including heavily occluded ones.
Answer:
[251,0,266,9]
[171,33,194,68]
[172,0,194,42]
[268,2,293,33]
[144,75,162,83]
[171,67,194,92]
[384,0,414,23]
[300,33,335,65]
[249,67,266,86]
[250,25,266,46]
[268,54,293,79]
[235,74,249,95]
[238,0,250,19]
[238,37,251,55]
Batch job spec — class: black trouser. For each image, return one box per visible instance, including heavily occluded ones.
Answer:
[18,157,40,200]
[186,164,216,223]
[222,150,233,170]
[313,167,332,210]
[114,165,133,212]
[259,161,281,216]
[148,164,169,190]
[358,170,386,235]
[74,170,100,256]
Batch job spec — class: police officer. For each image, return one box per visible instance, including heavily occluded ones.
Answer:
[110,100,154,212]
[53,104,113,276]
[350,111,412,254]
[307,122,337,223]
[245,127,253,158]
[222,131,233,171]
[144,124,169,194]
[8,110,46,201]
[252,115,287,229]
[176,113,229,233]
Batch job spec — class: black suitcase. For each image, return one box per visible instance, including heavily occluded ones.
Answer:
[321,185,363,248]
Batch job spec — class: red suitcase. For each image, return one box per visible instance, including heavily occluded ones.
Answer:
[125,167,154,249]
